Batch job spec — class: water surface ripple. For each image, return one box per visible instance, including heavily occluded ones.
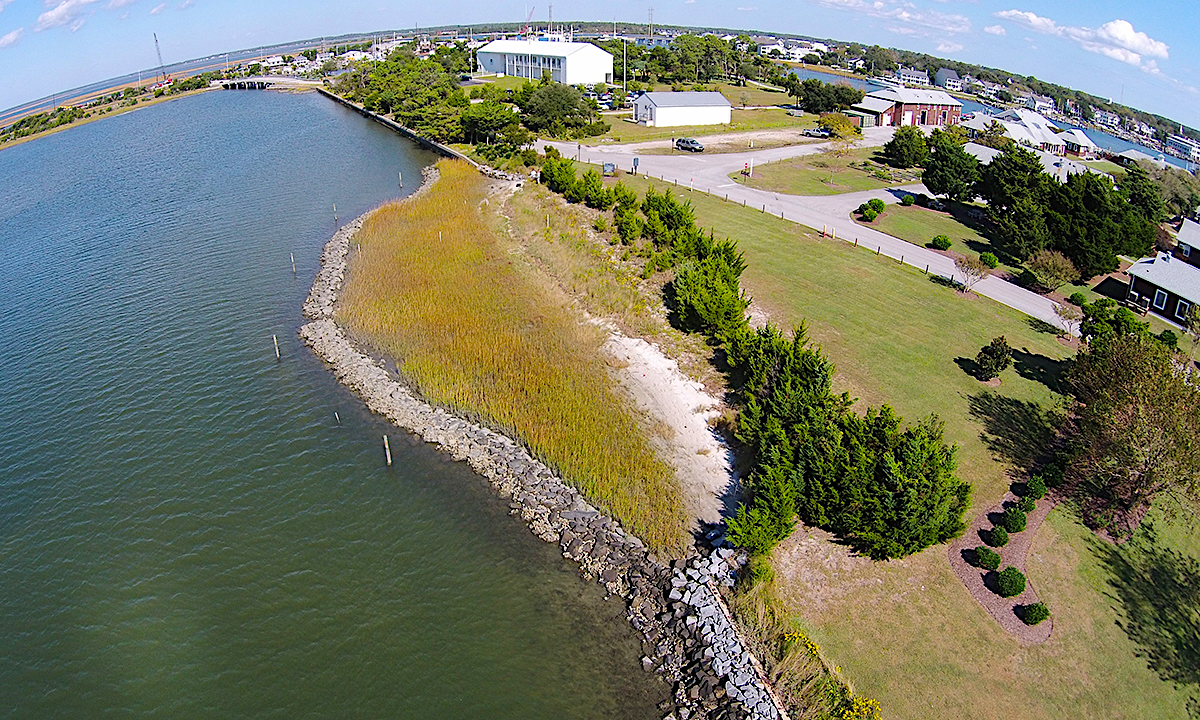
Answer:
[0,90,664,719]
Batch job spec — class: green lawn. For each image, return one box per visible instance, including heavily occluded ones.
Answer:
[861,202,1023,276]
[1082,159,1126,177]
[586,108,815,145]
[730,147,920,196]
[589,168,1198,720]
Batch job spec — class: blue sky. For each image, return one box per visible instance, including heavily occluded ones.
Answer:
[1,0,1197,127]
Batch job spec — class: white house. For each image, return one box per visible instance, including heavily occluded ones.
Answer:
[895,66,929,86]
[475,39,613,85]
[631,91,732,127]
[933,68,962,92]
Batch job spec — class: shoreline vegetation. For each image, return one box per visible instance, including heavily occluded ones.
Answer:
[337,159,686,551]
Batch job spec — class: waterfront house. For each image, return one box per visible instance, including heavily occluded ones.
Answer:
[895,66,930,86]
[1060,128,1099,158]
[1126,221,1200,323]
[934,68,962,92]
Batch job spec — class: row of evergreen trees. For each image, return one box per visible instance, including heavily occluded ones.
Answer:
[539,156,971,559]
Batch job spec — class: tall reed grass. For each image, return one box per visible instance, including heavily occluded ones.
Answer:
[339,160,685,550]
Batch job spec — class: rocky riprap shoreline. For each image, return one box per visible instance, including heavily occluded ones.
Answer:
[298,166,788,720]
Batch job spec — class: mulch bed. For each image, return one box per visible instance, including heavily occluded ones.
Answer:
[946,490,1057,645]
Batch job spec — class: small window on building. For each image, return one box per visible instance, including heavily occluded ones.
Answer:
[1183,244,1192,258]
[1153,289,1168,310]
[1178,299,1192,320]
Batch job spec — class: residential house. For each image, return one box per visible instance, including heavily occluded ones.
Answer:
[1125,219,1200,323]
[963,142,1092,183]
[1024,94,1055,114]
[846,57,866,71]
[895,66,930,86]
[1093,109,1122,128]
[961,108,1065,154]
[933,68,962,92]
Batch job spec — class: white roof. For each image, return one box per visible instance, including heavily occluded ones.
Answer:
[1177,219,1200,249]
[852,96,897,114]
[477,39,610,59]
[638,91,732,108]
[1060,128,1098,150]
[866,87,961,108]
[963,142,1092,182]
[1127,253,1200,305]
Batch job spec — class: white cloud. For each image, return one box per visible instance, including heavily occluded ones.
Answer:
[993,10,1168,72]
[149,2,164,12]
[736,5,757,10]
[983,24,1006,35]
[0,26,22,47]
[0,0,16,11]
[107,0,137,7]
[814,0,970,36]
[937,41,963,52]
[179,0,194,6]
[35,0,102,31]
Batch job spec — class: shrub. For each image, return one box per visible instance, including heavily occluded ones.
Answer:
[856,202,869,214]
[914,193,931,207]
[1026,476,1047,500]
[1158,329,1179,349]
[1043,464,1065,489]
[900,194,915,206]
[980,252,999,269]
[987,525,1009,547]
[929,234,952,251]
[1019,602,1050,625]
[862,208,879,222]
[975,336,1013,380]
[996,567,1027,597]
[974,546,1001,570]
[1018,496,1037,513]
[592,216,608,232]
[1000,506,1027,533]
[867,198,886,214]
[1068,291,1087,306]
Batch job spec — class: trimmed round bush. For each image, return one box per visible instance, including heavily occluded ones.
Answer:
[987,525,1009,547]
[862,208,879,222]
[980,252,999,269]
[1020,602,1050,625]
[1068,291,1087,306]
[901,194,916,206]
[930,234,952,251]
[1018,496,1037,513]
[856,202,870,214]
[867,198,886,214]
[1000,507,1027,533]
[974,546,1001,571]
[915,193,931,207]
[1025,476,1047,500]
[996,567,1027,598]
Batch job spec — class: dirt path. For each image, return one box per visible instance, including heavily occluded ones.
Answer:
[946,492,1057,644]
[604,330,736,528]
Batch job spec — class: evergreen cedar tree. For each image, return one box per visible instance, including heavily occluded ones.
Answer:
[883,126,928,169]
[922,129,981,202]
[539,162,970,560]
[975,336,1013,380]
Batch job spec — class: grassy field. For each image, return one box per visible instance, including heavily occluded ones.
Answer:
[730,147,919,196]
[860,203,1023,275]
[338,160,684,550]
[586,108,816,145]
[658,81,793,108]
[1082,159,1127,176]
[595,169,1198,718]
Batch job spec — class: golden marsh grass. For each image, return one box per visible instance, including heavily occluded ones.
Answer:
[339,160,684,550]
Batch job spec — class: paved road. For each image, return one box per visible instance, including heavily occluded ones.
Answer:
[541,131,1066,330]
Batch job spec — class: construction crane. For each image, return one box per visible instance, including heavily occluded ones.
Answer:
[522,7,536,38]
[152,33,171,89]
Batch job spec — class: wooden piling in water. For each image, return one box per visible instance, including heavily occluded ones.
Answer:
[290,253,296,276]
[383,435,392,466]
[272,334,280,360]
[335,411,341,425]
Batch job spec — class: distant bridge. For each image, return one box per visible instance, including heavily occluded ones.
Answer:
[217,76,325,91]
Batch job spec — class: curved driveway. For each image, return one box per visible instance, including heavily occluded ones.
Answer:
[542,131,1065,329]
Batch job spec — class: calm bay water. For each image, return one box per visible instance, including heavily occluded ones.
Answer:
[0,90,665,718]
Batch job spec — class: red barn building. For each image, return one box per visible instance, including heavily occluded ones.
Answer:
[849,87,962,127]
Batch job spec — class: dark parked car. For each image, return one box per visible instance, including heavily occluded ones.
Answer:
[675,137,704,152]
